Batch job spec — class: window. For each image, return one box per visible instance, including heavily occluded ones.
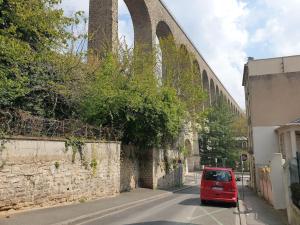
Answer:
[204,170,232,182]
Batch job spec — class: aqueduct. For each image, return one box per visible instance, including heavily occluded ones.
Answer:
[88,0,242,116]
[88,0,243,181]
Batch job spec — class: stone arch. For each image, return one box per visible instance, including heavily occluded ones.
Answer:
[216,85,220,104]
[193,60,201,78]
[210,79,216,105]
[202,70,209,108]
[179,44,192,81]
[180,44,190,62]
[156,20,173,40]
[193,60,202,87]
[124,0,153,47]
[220,91,224,103]
[155,21,175,82]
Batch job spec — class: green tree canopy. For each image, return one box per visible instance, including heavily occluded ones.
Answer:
[199,100,238,168]
[0,0,84,118]
[0,0,207,151]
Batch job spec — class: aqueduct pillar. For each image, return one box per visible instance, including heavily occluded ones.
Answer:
[88,0,118,55]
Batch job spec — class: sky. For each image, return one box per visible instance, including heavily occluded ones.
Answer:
[60,0,300,109]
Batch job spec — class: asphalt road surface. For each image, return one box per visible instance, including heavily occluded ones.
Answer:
[65,186,239,225]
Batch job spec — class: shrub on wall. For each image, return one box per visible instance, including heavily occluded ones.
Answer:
[0,0,207,151]
[291,183,300,208]
[79,41,206,150]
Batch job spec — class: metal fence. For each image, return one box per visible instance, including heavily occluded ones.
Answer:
[290,154,300,208]
[0,110,122,141]
[290,155,300,184]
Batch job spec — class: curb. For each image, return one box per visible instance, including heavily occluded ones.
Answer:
[51,185,194,225]
[238,200,247,225]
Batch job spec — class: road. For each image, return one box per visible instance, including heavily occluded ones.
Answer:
[0,179,241,225]
[64,186,239,225]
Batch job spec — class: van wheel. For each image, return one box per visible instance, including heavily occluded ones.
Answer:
[232,201,238,207]
[201,199,207,205]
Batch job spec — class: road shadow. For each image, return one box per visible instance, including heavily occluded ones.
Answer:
[126,221,202,225]
[179,197,234,208]
[157,185,199,195]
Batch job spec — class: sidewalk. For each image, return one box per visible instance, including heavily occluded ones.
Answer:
[239,186,289,225]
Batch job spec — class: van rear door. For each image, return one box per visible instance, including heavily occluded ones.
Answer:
[203,170,234,195]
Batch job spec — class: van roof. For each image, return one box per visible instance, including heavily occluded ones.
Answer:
[203,167,233,171]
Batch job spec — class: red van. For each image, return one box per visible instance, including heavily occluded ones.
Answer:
[200,167,238,207]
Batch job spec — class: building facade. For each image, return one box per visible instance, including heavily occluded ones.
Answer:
[243,55,300,190]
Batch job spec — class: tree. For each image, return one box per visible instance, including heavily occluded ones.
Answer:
[199,100,238,168]
[159,37,205,124]
[232,116,247,137]
[79,46,186,149]
[0,1,207,151]
[0,0,85,118]
[79,40,207,149]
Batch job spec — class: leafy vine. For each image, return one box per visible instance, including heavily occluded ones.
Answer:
[0,130,8,170]
[65,137,86,164]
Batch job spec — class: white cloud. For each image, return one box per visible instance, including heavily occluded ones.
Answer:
[60,0,89,16]
[250,0,300,56]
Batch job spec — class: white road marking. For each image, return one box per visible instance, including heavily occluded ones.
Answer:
[50,186,193,225]
[198,206,226,225]
[188,208,227,221]
[74,192,190,225]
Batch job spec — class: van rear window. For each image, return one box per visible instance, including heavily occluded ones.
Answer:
[204,170,232,182]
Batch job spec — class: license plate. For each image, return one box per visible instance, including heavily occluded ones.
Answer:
[212,187,223,191]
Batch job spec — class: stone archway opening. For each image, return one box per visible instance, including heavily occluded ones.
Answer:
[202,70,209,108]
[155,21,175,84]
[193,60,202,84]
[210,79,216,106]
[216,85,220,105]
[118,0,134,47]
[123,0,153,47]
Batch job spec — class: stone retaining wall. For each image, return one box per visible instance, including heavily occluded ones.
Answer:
[120,146,184,191]
[0,138,120,211]
[120,145,139,192]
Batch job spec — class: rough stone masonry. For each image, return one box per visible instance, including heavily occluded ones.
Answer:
[0,138,120,211]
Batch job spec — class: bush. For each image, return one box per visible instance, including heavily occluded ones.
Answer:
[79,53,185,149]
[291,183,300,208]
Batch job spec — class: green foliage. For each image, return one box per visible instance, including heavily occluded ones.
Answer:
[0,0,207,151]
[159,37,206,124]
[291,183,300,208]
[199,100,238,168]
[79,46,188,150]
[79,197,87,203]
[90,158,98,175]
[54,161,60,169]
[0,0,86,118]
[232,116,247,137]
[0,129,7,170]
[179,145,189,158]
[65,137,85,163]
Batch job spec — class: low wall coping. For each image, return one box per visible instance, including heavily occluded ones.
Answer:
[1,135,121,144]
